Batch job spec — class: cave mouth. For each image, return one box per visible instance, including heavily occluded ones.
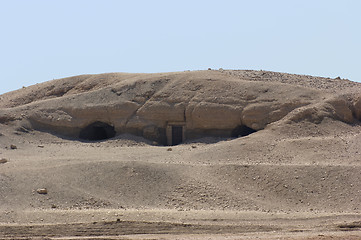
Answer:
[231,125,257,138]
[79,122,116,141]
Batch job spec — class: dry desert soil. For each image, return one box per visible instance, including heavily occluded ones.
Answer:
[0,70,360,239]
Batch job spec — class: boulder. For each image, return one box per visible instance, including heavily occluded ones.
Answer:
[325,97,354,123]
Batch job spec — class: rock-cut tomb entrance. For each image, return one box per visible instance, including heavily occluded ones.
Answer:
[78,121,257,145]
[79,121,116,141]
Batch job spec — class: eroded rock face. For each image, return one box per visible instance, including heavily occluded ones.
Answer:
[354,96,361,120]
[1,70,360,144]
[325,97,354,123]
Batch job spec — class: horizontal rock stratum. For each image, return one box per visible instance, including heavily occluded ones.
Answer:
[0,70,360,145]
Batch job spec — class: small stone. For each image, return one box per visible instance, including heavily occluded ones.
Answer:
[0,158,8,164]
[51,204,57,208]
[37,188,48,194]
[167,148,172,151]
[191,145,197,149]
[10,144,17,150]
[38,145,45,148]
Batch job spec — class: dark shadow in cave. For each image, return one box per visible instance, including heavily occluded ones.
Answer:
[79,122,116,141]
[231,125,257,138]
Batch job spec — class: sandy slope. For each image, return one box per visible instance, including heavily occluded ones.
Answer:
[0,70,360,239]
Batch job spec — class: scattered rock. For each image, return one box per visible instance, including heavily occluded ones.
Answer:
[38,145,45,148]
[37,188,48,194]
[0,158,8,164]
[191,145,197,149]
[10,144,17,150]
[167,148,172,151]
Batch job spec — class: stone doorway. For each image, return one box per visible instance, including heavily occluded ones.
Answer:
[166,122,186,146]
[171,126,183,145]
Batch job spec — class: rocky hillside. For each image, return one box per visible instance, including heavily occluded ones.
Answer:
[1,70,361,145]
[0,69,360,218]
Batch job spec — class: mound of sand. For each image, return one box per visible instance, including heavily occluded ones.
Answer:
[0,70,360,239]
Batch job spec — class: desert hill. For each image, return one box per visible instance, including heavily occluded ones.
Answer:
[1,70,361,144]
[0,70,360,239]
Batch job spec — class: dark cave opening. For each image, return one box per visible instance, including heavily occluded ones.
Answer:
[231,125,257,138]
[79,122,116,141]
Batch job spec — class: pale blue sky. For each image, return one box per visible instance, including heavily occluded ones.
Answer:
[0,0,360,94]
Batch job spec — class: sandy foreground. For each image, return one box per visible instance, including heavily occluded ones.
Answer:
[0,208,360,239]
[0,126,360,239]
